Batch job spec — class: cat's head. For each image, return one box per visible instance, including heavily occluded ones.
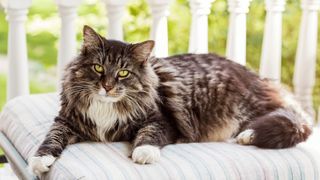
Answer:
[62,25,159,108]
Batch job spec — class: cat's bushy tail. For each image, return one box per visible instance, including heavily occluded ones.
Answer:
[249,108,312,149]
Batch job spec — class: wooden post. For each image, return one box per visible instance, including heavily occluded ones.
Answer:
[188,0,214,54]
[259,0,286,82]
[3,0,32,100]
[293,0,319,117]
[226,0,251,65]
[148,0,171,57]
[55,0,82,87]
[103,0,128,41]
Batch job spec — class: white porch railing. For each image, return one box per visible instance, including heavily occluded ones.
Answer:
[104,0,127,41]
[4,0,31,100]
[1,0,319,119]
[293,0,320,116]
[225,0,251,65]
[56,0,82,87]
[188,0,213,54]
[259,0,285,82]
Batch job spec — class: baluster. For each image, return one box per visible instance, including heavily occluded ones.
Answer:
[148,0,170,57]
[55,0,82,86]
[226,0,251,65]
[259,0,286,82]
[293,0,320,117]
[188,0,214,54]
[103,0,128,40]
[3,0,32,100]
[318,108,320,126]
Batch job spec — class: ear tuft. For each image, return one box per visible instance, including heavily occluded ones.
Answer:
[82,25,103,52]
[131,40,155,63]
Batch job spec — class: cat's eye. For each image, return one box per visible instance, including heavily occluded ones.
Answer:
[118,70,130,78]
[93,64,104,73]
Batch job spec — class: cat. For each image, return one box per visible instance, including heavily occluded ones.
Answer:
[28,25,312,175]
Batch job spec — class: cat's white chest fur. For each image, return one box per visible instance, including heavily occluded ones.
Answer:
[86,96,126,141]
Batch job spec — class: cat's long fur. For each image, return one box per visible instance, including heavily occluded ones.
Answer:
[29,25,312,175]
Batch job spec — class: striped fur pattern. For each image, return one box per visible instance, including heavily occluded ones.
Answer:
[32,26,312,173]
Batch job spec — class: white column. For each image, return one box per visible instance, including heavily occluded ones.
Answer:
[259,0,285,82]
[3,0,32,100]
[318,107,320,126]
[226,0,251,65]
[103,0,128,41]
[188,0,214,54]
[293,0,320,116]
[55,0,82,86]
[148,0,171,58]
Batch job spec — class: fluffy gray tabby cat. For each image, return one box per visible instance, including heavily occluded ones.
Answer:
[29,25,312,175]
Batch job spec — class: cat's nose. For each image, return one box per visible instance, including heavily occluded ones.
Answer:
[104,85,114,92]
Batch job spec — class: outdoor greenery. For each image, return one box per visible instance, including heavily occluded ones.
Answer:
[0,0,319,110]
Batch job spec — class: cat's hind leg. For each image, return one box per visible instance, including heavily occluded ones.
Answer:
[236,129,255,145]
[236,108,312,149]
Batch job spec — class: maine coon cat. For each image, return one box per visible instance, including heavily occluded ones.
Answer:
[29,25,312,175]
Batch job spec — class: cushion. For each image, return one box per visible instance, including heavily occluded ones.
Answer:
[1,93,320,180]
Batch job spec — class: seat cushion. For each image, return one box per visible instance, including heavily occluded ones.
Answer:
[1,93,320,180]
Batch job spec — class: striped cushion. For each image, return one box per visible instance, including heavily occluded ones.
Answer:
[1,93,320,180]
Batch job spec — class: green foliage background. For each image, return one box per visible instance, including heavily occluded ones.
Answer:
[0,0,319,110]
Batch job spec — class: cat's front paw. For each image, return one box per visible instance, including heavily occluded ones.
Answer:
[132,145,160,164]
[28,155,56,175]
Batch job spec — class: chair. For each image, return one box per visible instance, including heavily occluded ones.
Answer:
[1,0,320,179]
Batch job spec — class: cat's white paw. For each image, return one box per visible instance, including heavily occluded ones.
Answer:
[236,129,255,145]
[28,155,56,175]
[132,145,160,164]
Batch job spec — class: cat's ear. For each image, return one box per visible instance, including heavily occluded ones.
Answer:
[131,40,155,64]
[82,25,104,53]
